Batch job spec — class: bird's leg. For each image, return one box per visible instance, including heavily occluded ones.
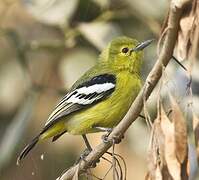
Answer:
[76,135,100,167]
[76,135,92,165]
[80,135,92,159]
[82,134,92,152]
[93,126,113,142]
[94,126,113,133]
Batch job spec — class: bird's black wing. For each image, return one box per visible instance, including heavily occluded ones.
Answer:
[43,74,116,131]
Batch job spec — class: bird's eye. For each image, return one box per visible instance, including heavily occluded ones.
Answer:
[121,47,129,54]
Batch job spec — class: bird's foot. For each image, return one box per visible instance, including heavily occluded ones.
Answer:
[102,133,124,144]
[80,148,91,160]
[76,148,100,168]
[92,126,113,142]
[75,148,91,164]
[93,126,124,144]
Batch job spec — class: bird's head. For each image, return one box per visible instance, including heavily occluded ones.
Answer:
[99,36,153,74]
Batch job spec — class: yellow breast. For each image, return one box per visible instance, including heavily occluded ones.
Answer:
[65,71,142,135]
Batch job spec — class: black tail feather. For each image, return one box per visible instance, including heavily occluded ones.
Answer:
[17,135,40,165]
[17,120,65,164]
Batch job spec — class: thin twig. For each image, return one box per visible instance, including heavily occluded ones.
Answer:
[57,1,190,179]
[106,152,127,179]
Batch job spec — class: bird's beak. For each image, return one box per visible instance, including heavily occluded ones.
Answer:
[130,39,154,52]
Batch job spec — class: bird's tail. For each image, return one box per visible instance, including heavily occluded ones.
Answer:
[17,121,65,164]
[17,135,40,165]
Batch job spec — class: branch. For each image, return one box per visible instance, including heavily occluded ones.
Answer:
[58,1,190,179]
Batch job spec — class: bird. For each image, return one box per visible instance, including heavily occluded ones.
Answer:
[17,36,153,164]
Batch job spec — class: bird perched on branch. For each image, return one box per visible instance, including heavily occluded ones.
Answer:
[17,36,152,164]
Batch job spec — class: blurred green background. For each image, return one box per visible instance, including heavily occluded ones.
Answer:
[0,0,198,180]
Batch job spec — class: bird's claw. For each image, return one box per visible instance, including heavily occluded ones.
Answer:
[102,133,124,144]
[101,128,113,143]
[80,148,91,159]
[75,148,91,164]
[102,134,109,143]
[76,148,100,168]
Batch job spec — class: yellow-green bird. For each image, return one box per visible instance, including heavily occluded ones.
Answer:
[17,36,152,163]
